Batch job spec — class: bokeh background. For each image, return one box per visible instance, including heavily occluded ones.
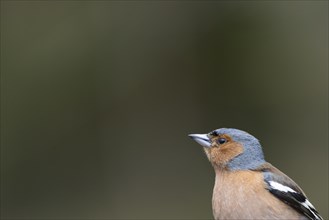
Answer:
[1,1,328,219]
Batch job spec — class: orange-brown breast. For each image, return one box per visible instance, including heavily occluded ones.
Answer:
[212,170,306,220]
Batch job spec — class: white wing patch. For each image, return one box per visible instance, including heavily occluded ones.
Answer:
[303,200,315,209]
[301,200,321,220]
[268,180,322,220]
[269,181,297,193]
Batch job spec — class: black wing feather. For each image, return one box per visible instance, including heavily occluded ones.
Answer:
[268,187,319,219]
[263,170,322,220]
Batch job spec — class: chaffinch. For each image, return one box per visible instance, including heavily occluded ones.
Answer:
[189,128,322,220]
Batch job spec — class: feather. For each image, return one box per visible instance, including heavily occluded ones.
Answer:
[255,163,322,220]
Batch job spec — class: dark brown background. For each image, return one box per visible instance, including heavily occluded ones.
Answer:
[1,1,328,219]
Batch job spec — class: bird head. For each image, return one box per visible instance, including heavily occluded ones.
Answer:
[189,128,265,171]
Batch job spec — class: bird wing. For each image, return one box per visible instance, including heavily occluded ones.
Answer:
[254,163,322,220]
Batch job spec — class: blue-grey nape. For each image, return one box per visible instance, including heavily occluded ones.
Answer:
[211,128,266,170]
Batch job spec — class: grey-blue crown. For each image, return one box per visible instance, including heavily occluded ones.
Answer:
[211,128,266,170]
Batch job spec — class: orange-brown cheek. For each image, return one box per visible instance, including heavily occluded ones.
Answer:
[210,143,244,167]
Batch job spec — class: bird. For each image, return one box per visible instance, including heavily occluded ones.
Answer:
[188,128,322,220]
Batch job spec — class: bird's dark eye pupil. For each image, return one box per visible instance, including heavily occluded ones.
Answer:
[218,138,227,144]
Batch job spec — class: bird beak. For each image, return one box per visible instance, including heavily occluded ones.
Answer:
[188,134,211,148]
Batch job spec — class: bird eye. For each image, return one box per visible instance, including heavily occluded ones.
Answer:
[217,138,227,144]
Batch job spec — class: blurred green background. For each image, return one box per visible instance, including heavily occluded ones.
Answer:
[1,1,328,219]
